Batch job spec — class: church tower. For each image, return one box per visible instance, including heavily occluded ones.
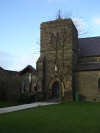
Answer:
[37,18,78,101]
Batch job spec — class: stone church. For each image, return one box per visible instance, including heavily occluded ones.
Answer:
[36,18,100,102]
[1,18,100,102]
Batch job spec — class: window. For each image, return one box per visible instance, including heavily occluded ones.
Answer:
[98,78,100,88]
[49,33,54,44]
[29,73,32,83]
[20,81,25,93]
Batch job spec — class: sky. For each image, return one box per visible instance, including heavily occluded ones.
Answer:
[0,0,100,71]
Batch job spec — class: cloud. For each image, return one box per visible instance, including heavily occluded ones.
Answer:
[0,50,39,71]
[72,18,86,32]
[92,17,100,25]
[13,54,39,71]
[72,17,88,36]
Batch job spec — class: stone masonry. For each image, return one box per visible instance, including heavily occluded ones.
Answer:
[37,18,79,101]
[1,18,100,102]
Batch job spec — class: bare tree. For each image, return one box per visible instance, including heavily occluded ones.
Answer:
[56,10,88,37]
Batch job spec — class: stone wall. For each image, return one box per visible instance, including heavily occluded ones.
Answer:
[37,18,79,101]
[0,69,21,101]
[0,68,37,102]
[79,57,100,63]
[75,71,100,101]
[20,73,37,93]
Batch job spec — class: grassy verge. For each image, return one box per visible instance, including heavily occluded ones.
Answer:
[0,102,100,133]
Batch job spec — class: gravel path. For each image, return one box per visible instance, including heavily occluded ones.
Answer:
[0,102,58,114]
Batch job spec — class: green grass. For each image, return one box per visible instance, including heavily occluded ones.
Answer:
[0,102,100,133]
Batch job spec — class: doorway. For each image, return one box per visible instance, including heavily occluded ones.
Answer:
[52,81,59,98]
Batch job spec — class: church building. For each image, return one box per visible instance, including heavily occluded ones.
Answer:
[36,18,100,102]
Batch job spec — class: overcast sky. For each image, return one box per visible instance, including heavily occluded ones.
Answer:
[0,0,100,71]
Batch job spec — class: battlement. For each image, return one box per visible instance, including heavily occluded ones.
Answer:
[40,18,77,32]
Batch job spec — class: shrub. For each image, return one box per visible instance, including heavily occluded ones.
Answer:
[36,92,44,101]
[18,92,35,104]
[18,92,44,103]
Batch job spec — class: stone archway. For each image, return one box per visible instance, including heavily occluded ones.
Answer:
[52,81,59,98]
[48,78,62,99]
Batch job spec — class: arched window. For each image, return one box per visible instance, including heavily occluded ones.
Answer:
[98,78,100,88]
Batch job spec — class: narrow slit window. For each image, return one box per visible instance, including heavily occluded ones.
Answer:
[98,78,100,88]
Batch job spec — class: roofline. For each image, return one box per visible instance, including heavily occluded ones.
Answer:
[0,68,18,73]
[79,36,100,40]
[74,67,100,72]
[79,55,100,58]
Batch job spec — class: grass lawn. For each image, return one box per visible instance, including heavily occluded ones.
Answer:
[0,102,100,133]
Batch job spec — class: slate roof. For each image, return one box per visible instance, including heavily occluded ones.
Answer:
[19,65,36,75]
[79,36,100,57]
[0,67,4,70]
[0,67,18,74]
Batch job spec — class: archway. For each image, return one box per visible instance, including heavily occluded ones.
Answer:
[52,81,59,98]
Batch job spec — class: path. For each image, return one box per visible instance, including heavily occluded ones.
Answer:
[0,102,58,114]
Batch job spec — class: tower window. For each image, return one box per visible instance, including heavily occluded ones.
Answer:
[98,78,100,88]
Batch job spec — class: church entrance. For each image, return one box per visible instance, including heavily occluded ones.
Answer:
[52,81,59,98]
